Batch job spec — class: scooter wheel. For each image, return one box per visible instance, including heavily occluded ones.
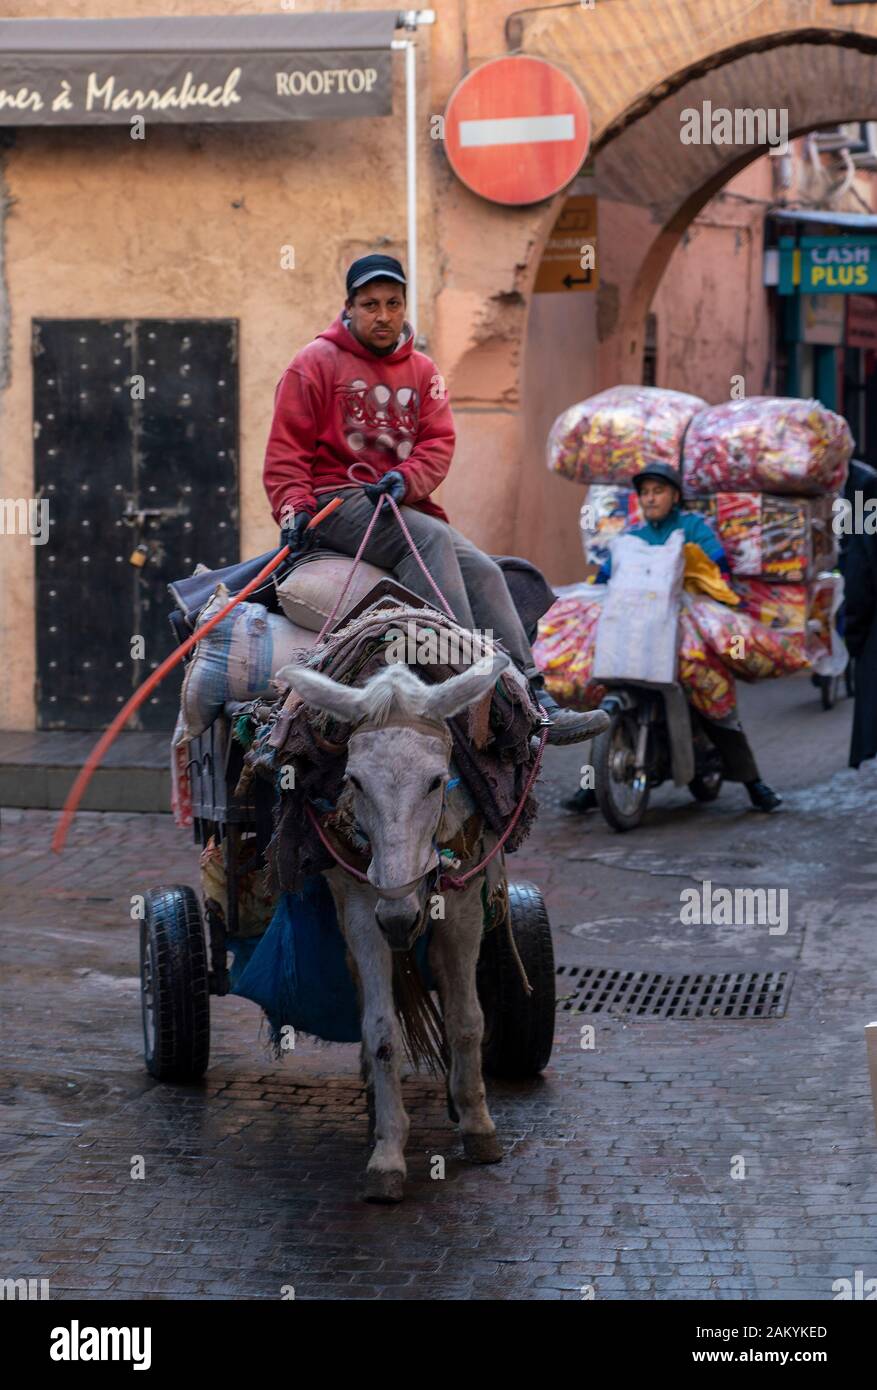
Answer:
[593,705,649,832]
[689,770,722,802]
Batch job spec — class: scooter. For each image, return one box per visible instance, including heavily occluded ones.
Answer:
[592,680,723,832]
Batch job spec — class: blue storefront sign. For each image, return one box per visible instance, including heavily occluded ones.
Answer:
[779,235,877,295]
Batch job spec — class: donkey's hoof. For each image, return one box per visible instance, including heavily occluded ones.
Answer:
[364,1168,405,1204]
[462,1131,503,1164]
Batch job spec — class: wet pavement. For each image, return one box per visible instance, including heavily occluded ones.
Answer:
[2,674,877,1300]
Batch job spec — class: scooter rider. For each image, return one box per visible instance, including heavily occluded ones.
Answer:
[565,462,783,813]
[263,252,607,745]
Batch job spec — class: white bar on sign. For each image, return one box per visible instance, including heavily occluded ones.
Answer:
[459,114,575,148]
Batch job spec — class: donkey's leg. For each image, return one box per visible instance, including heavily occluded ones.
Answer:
[338,882,410,1202]
[429,880,503,1164]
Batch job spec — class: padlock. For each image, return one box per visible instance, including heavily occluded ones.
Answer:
[129,543,149,568]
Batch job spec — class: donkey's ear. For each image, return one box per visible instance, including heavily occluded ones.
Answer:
[275,663,368,724]
[422,651,510,722]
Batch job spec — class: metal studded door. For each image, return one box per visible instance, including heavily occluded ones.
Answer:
[34,319,239,730]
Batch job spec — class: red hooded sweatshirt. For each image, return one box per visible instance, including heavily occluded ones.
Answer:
[263,313,455,526]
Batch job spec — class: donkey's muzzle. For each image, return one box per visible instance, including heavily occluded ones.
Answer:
[375,897,426,953]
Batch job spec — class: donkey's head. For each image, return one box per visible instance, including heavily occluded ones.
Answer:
[278,652,508,951]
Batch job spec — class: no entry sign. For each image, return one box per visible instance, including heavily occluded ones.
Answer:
[443,55,590,206]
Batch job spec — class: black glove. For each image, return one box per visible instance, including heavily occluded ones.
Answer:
[363,470,406,508]
[280,509,314,556]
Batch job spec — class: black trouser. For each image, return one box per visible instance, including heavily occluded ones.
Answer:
[693,710,760,784]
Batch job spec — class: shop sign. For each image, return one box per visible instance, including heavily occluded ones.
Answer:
[779,235,877,295]
[0,14,396,125]
[534,195,598,293]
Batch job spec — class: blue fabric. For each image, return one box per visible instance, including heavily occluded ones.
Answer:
[596,505,728,582]
[231,876,435,1045]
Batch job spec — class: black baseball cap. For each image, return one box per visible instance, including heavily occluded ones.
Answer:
[632,462,683,493]
[346,253,407,297]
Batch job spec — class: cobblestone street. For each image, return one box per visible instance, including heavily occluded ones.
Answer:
[2,677,877,1301]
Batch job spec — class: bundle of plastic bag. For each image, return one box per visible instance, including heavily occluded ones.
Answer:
[580,485,643,566]
[678,604,738,721]
[732,578,809,635]
[684,593,809,680]
[533,589,606,710]
[548,385,706,486]
[682,397,852,496]
[807,572,848,677]
[687,492,837,581]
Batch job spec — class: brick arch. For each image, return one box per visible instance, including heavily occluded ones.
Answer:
[443,2,877,559]
[511,0,877,143]
[514,7,877,381]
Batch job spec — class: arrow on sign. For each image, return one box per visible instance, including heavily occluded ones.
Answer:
[563,273,591,288]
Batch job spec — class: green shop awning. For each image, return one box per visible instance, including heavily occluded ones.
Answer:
[0,11,401,125]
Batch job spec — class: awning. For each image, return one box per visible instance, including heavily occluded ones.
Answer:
[0,11,402,125]
[771,208,877,231]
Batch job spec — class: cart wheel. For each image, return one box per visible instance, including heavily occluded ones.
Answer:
[593,704,649,831]
[141,886,210,1082]
[477,881,555,1079]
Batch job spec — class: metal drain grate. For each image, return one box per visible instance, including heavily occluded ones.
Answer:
[556,965,793,1019]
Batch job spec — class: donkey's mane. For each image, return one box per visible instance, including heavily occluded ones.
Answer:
[351,661,438,726]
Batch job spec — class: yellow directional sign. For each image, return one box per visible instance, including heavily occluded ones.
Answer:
[533,194,598,294]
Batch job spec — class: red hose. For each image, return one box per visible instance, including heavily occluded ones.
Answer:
[51,496,345,853]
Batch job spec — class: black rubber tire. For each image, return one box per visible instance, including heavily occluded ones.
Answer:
[689,771,723,802]
[593,706,649,832]
[141,886,210,1082]
[477,881,555,1079]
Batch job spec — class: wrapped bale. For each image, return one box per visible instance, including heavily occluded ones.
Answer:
[548,385,706,486]
[533,588,607,711]
[678,604,738,721]
[684,593,809,681]
[807,571,848,677]
[682,396,852,497]
[687,493,836,582]
[732,578,809,635]
[178,586,317,740]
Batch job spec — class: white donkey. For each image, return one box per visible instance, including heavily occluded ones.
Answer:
[278,651,514,1203]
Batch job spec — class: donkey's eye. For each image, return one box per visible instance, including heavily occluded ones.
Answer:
[348,774,362,792]
[428,775,443,793]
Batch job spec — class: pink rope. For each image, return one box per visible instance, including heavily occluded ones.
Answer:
[382,494,457,621]
[310,474,458,647]
[305,801,370,882]
[439,724,548,891]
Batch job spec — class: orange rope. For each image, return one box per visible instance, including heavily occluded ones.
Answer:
[51,496,345,853]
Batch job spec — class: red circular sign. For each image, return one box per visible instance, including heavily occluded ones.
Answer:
[444,56,590,206]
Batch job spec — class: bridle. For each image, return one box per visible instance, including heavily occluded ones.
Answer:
[305,716,549,897]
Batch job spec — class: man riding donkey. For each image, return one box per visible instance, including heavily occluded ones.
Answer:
[565,462,783,815]
[263,252,605,745]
